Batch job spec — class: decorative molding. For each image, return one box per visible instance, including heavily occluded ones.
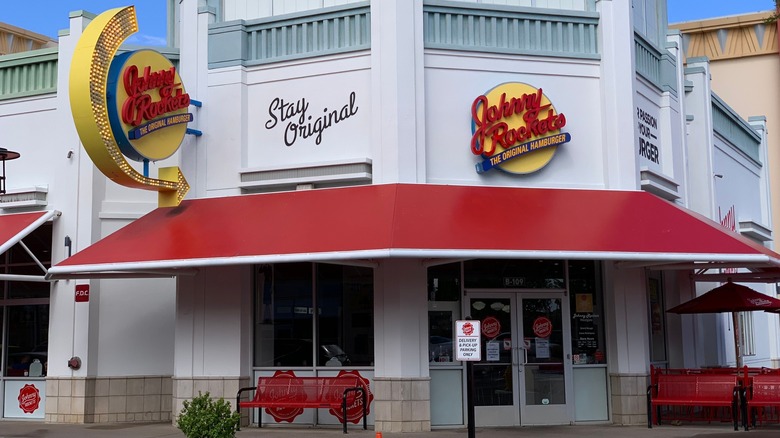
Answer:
[671,12,778,61]
[240,158,372,191]
[422,0,599,60]
[635,31,678,94]
[739,220,772,242]
[639,168,680,202]
[711,93,761,164]
[208,2,371,69]
[0,186,48,210]
[0,48,58,100]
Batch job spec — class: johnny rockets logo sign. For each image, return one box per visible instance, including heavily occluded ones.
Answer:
[69,6,191,207]
[111,54,192,152]
[471,83,571,174]
[18,384,41,414]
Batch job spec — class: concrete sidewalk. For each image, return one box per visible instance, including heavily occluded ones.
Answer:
[1,422,779,438]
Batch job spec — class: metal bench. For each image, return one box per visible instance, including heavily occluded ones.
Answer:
[744,371,780,429]
[647,366,741,430]
[236,374,367,433]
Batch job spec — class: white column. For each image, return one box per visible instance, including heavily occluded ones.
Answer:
[597,0,640,190]
[370,0,426,184]
[373,259,431,432]
[173,265,252,415]
[603,262,650,425]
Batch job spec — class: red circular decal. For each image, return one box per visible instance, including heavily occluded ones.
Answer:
[18,384,41,414]
[481,316,501,339]
[265,371,305,423]
[533,317,553,338]
[327,370,374,424]
[462,322,475,336]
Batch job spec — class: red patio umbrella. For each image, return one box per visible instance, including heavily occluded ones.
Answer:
[667,281,780,367]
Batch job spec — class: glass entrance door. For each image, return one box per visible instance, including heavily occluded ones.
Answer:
[518,294,570,424]
[468,292,571,426]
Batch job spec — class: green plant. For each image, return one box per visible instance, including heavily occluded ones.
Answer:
[177,392,241,438]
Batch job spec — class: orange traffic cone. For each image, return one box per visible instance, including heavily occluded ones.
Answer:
[376,432,383,438]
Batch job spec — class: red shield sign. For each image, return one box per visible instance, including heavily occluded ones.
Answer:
[327,370,374,424]
[18,384,41,414]
[481,316,501,339]
[532,316,553,338]
[264,371,305,423]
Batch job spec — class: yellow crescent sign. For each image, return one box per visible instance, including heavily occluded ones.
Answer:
[69,6,190,207]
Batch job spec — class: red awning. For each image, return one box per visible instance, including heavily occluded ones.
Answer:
[1,210,60,282]
[0,210,59,255]
[46,184,780,279]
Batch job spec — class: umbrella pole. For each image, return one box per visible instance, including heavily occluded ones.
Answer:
[732,312,742,368]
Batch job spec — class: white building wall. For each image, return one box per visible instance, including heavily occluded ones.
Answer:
[425,54,603,188]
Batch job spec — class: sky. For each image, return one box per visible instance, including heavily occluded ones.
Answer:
[0,1,777,46]
[0,1,167,46]
[667,0,775,23]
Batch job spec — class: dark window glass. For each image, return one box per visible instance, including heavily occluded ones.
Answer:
[4,305,49,377]
[316,264,373,366]
[254,263,313,367]
[7,223,52,266]
[464,259,564,289]
[568,261,606,365]
[253,263,374,368]
[428,262,461,302]
[648,275,667,364]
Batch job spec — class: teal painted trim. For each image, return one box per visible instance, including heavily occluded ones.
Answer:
[209,2,371,68]
[423,0,600,60]
[660,50,678,96]
[635,31,662,90]
[711,93,761,164]
[0,48,58,101]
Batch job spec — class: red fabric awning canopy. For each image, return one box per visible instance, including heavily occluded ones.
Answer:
[47,184,780,279]
[0,210,59,256]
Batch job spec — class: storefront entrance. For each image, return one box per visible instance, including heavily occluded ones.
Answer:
[467,291,572,426]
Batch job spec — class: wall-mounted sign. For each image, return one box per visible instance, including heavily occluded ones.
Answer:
[69,6,192,207]
[75,284,90,303]
[264,92,359,147]
[636,105,660,165]
[719,205,738,276]
[3,380,45,419]
[471,83,571,174]
[18,384,41,414]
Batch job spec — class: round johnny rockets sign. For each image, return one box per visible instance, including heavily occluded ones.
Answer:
[69,6,190,207]
[107,50,191,162]
[470,82,571,174]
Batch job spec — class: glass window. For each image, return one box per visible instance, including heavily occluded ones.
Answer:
[428,263,461,364]
[568,261,606,365]
[647,274,667,364]
[316,264,373,366]
[465,259,564,289]
[253,262,374,368]
[4,305,49,377]
[1,222,52,377]
[254,262,313,367]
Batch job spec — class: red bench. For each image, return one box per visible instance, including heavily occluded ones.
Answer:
[647,366,741,430]
[743,370,780,429]
[236,375,367,433]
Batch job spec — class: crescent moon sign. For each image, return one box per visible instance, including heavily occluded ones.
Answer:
[69,6,190,207]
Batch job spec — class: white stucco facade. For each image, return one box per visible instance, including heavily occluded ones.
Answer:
[0,0,778,432]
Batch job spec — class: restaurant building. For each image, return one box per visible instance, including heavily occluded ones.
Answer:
[1,0,779,432]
